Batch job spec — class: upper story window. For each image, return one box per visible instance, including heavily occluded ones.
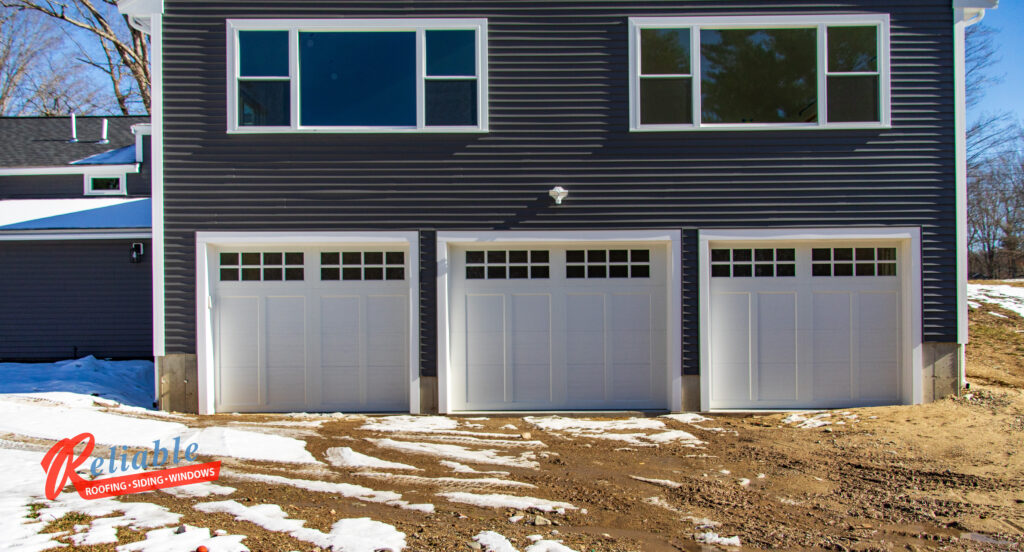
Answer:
[628,15,890,131]
[84,174,127,196]
[227,19,488,133]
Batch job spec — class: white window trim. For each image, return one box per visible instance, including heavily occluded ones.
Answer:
[697,227,922,412]
[628,14,891,132]
[226,18,489,134]
[195,231,421,415]
[435,230,683,414]
[84,173,128,196]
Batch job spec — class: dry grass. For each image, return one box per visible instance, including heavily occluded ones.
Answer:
[967,288,1024,387]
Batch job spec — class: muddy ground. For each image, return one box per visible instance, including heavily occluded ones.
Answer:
[27,304,1024,552]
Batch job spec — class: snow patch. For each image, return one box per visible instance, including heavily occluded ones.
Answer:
[695,532,741,547]
[475,531,519,552]
[354,472,535,489]
[326,447,420,471]
[367,438,539,469]
[661,413,710,424]
[781,412,832,429]
[117,524,249,552]
[631,476,682,489]
[525,416,665,433]
[225,471,432,512]
[439,492,577,512]
[968,284,1024,317]
[195,501,406,551]
[440,460,510,476]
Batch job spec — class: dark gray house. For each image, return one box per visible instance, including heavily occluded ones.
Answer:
[0,116,152,361]
[118,0,995,414]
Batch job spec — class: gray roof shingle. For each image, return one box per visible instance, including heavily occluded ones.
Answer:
[0,116,149,168]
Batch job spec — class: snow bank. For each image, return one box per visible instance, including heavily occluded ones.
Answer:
[0,356,154,408]
[196,501,406,551]
[439,492,576,512]
[0,394,319,464]
[661,413,711,424]
[327,446,421,471]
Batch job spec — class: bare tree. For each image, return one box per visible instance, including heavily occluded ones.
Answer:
[0,7,107,115]
[0,0,150,114]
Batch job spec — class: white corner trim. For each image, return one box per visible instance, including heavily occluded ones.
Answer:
[151,14,166,360]
[697,226,923,411]
[194,231,420,415]
[131,123,152,163]
[435,229,683,414]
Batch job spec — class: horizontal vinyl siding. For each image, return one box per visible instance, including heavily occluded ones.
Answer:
[0,175,83,199]
[0,240,153,360]
[162,1,958,371]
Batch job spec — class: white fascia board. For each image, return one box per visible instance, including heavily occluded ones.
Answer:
[953,0,998,9]
[117,0,163,15]
[132,124,152,163]
[0,165,138,177]
[0,230,150,241]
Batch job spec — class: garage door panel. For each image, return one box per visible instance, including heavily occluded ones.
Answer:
[566,294,607,403]
[758,293,797,401]
[711,292,751,403]
[466,294,506,405]
[217,295,261,407]
[510,294,553,403]
[213,244,410,413]
[609,294,653,402]
[265,296,307,407]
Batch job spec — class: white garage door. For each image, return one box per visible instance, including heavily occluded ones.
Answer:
[709,242,902,409]
[212,246,409,412]
[449,244,670,411]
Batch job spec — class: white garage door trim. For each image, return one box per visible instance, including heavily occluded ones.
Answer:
[698,227,922,411]
[195,231,420,415]
[437,230,682,414]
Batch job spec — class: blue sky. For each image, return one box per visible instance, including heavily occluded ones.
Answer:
[970,2,1024,124]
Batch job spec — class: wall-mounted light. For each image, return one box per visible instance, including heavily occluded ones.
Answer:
[549,186,569,205]
[130,242,145,263]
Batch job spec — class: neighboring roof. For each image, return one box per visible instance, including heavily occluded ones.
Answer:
[0,198,151,230]
[0,116,149,168]
[72,145,137,166]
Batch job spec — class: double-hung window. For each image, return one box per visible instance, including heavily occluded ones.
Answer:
[629,15,890,130]
[228,19,488,133]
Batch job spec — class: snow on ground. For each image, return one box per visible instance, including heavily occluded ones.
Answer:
[116,524,249,552]
[473,531,579,552]
[781,412,832,429]
[326,446,421,471]
[695,531,742,547]
[367,438,540,469]
[968,283,1024,317]
[354,472,536,490]
[224,471,434,512]
[402,434,547,448]
[195,501,406,552]
[359,415,514,439]
[523,416,703,447]
[439,492,576,513]
[161,482,237,498]
[661,413,711,424]
[0,393,319,464]
[631,476,683,489]
[0,356,154,408]
[440,460,511,476]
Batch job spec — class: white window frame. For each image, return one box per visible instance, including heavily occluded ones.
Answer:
[84,173,128,196]
[628,14,891,131]
[226,18,489,134]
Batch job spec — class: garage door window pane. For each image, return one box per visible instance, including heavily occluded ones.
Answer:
[776,263,796,277]
[878,263,897,276]
[242,268,261,281]
[221,268,239,281]
[322,267,340,280]
[834,263,853,276]
[711,264,731,277]
[365,267,384,280]
[264,268,283,280]
[755,264,774,277]
[732,265,753,277]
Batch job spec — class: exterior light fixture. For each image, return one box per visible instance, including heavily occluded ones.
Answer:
[130,242,145,263]
[549,186,569,205]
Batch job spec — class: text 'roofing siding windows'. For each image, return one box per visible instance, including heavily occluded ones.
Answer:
[234,23,481,130]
